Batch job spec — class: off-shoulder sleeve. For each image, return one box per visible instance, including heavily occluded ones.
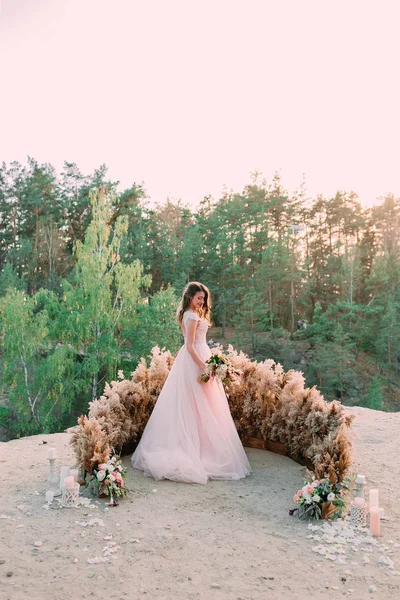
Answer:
[183,310,201,324]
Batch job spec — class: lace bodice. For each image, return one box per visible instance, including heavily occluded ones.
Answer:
[182,310,208,344]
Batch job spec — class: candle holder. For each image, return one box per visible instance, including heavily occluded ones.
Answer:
[61,482,80,508]
[355,474,366,499]
[48,457,61,497]
[350,502,367,528]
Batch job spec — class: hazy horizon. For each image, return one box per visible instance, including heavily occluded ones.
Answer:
[1,0,399,208]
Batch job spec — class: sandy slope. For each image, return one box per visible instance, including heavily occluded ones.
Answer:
[0,406,399,600]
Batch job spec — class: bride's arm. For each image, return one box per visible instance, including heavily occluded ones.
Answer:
[185,319,207,371]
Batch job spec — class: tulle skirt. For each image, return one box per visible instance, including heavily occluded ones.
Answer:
[131,342,252,484]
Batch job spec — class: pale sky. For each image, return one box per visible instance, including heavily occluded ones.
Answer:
[0,0,399,207]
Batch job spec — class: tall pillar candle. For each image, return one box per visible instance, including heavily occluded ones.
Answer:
[369,489,379,510]
[370,508,381,536]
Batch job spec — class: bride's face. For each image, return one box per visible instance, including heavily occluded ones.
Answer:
[190,292,205,311]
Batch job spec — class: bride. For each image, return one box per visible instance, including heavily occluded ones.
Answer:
[131,281,252,484]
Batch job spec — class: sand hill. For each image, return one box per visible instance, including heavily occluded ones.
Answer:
[0,406,399,600]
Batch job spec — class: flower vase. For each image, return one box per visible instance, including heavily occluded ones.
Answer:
[321,501,336,519]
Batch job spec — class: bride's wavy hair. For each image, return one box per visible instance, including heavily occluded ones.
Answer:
[176,281,211,324]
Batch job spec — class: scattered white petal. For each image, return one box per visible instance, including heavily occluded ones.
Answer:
[307,520,396,573]
[76,518,105,528]
[33,541,43,547]
[78,497,92,507]
[102,542,120,556]
[87,556,108,564]
[378,555,394,569]
[362,556,371,564]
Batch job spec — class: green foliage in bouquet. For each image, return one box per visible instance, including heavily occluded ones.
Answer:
[199,351,241,384]
[86,455,128,506]
[291,469,350,520]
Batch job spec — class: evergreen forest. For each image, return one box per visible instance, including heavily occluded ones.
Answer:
[1,158,399,439]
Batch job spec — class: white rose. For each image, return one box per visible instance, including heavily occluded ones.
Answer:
[311,481,319,488]
[97,470,106,482]
[218,365,228,377]
[327,492,335,502]
[312,494,321,503]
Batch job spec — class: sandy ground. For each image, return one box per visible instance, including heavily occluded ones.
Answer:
[0,406,399,600]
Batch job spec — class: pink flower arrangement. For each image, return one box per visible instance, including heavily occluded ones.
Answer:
[199,353,242,385]
[87,455,128,506]
[290,470,348,520]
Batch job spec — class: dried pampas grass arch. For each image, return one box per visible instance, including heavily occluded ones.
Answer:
[71,347,354,484]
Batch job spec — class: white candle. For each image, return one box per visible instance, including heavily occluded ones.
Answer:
[45,490,54,504]
[60,465,71,490]
[369,489,379,510]
[69,469,79,483]
[64,476,74,488]
[379,507,384,519]
[356,474,366,485]
[370,508,381,536]
[354,497,365,507]
[48,448,57,460]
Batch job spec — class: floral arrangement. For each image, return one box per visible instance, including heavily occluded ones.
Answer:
[86,455,128,506]
[199,351,242,384]
[290,470,348,520]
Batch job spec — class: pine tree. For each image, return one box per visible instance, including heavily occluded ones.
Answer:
[362,377,384,411]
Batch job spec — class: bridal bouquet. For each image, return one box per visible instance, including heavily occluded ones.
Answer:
[199,352,242,385]
[290,470,347,520]
[86,455,128,506]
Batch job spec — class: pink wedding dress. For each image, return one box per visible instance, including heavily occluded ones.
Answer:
[131,310,252,484]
